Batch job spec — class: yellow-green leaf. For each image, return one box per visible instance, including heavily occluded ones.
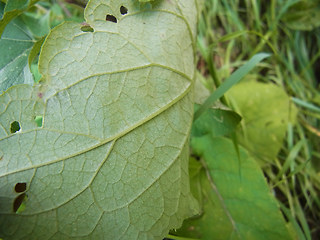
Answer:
[227,80,298,163]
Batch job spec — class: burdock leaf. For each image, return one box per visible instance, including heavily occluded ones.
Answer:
[0,0,201,239]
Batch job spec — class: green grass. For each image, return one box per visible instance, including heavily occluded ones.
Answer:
[196,0,320,239]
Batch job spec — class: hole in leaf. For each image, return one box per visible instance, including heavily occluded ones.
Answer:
[34,116,43,127]
[15,182,27,193]
[81,25,94,32]
[106,14,117,23]
[13,193,27,213]
[10,121,21,133]
[120,6,128,15]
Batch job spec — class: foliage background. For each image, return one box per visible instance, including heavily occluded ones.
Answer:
[189,0,320,239]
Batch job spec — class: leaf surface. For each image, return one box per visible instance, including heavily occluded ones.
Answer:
[191,105,241,138]
[177,136,293,240]
[226,80,298,163]
[0,8,35,93]
[0,0,39,36]
[0,0,201,239]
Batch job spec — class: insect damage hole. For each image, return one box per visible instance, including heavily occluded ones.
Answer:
[10,121,21,133]
[34,116,43,127]
[106,14,117,23]
[120,6,128,15]
[80,23,94,32]
[15,182,27,193]
[13,193,27,213]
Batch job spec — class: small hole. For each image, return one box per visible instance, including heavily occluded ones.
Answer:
[81,26,94,32]
[13,193,27,213]
[80,23,94,32]
[120,6,128,15]
[15,182,27,193]
[10,121,20,133]
[34,116,43,127]
[106,14,117,23]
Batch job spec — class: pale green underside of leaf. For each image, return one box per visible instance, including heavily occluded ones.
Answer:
[179,136,292,240]
[0,0,202,239]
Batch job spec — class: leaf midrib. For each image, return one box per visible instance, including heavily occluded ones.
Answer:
[2,91,192,216]
[0,81,192,178]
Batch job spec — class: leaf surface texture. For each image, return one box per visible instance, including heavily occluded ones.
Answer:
[178,136,293,240]
[0,0,201,239]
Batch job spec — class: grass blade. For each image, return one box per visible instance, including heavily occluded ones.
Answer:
[292,97,320,114]
[194,53,271,120]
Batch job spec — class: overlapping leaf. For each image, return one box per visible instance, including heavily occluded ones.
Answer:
[227,80,298,163]
[177,137,293,240]
[0,2,35,93]
[0,0,40,36]
[0,0,203,239]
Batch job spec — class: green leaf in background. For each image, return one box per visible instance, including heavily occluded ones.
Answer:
[28,37,45,82]
[3,0,28,13]
[194,53,271,120]
[21,10,50,38]
[282,0,320,31]
[192,105,242,138]
[177,136,293,240]
[0,5,35,93]
[0,0,203,239]
[226,80,298,163]
[0,0,39,36]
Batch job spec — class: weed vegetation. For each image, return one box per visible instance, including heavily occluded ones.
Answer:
[194,0,320,239]
[0,0,319,239]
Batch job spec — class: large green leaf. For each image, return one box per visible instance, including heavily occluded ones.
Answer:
[177,136,293,240]
[0,0,203,239]
[226,80,298,163]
